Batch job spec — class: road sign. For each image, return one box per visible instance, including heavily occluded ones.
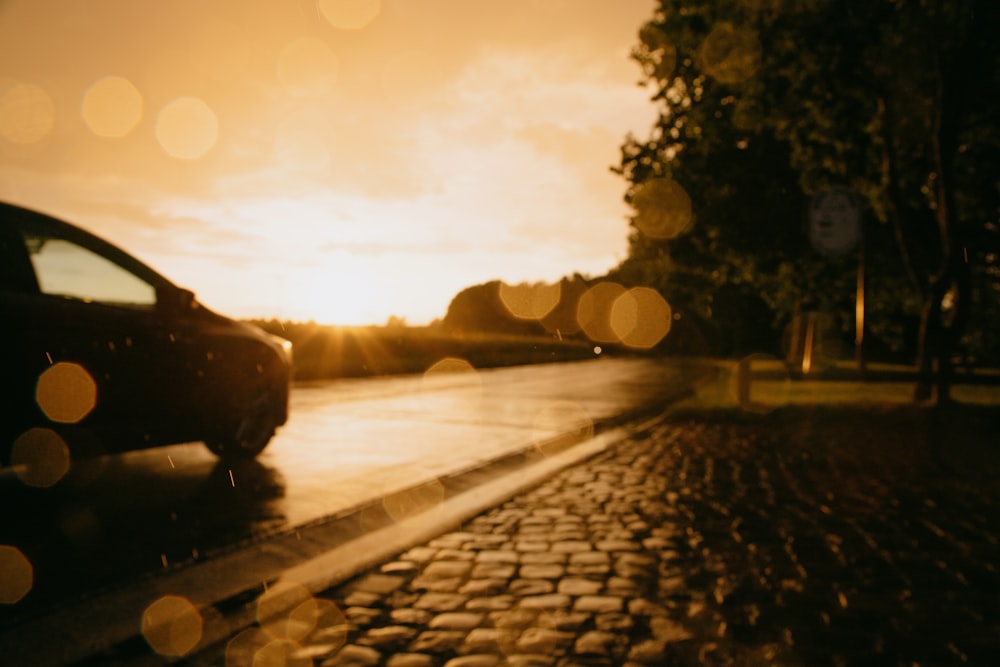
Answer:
[809,186,860,256]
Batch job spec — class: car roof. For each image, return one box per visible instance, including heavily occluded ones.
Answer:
[0,200,178,292]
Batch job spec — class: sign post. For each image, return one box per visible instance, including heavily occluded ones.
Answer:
[807,186,865,374]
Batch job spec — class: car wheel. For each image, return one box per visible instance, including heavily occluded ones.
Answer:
[204,384,277,460]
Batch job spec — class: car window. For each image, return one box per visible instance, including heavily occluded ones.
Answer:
[24,232,157,308]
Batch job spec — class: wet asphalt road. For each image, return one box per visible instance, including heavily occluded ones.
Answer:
[0,358,699,630]
[181,405,1000,667]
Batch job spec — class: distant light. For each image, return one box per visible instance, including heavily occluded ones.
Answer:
[81,76,143,138]
[0,83,55,144]
[142,595,203,656]
[36,362,97,424]
[594,346,602,355]
[317,0,381,30]
[0,545,33,604]
[11,428,71,488]
[155,97,218,159]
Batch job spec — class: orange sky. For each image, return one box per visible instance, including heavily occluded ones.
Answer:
[0,0,658,325]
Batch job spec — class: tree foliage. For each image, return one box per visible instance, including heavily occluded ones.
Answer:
[617,0,1000,400]
[442,276,593,338]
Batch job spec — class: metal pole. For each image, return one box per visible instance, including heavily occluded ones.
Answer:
[855,215,866,375]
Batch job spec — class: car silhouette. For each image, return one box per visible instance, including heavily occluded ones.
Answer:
[0,201,292,467]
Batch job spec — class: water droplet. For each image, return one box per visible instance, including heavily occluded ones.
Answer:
[499,281,561,321]
[155,97,218,159]
[81,76,143,138]
[631,177,692,240]
[142,595,203,656]
[35,361,96,424]
[10,428,70,488]
[0,545,33,604]
[317,0,381,30]
[698,23,761,85]
[611,287,672,349]
[0,82,55,144]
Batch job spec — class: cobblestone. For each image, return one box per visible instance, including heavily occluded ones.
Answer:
[188,409,1000,666]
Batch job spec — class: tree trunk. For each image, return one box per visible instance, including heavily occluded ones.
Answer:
[913,286,941,402]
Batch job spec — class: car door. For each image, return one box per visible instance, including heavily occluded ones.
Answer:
[1,207,182,453]
[0,212,45,457]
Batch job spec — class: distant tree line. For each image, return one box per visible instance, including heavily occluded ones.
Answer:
[247,318,595,380]
[439,276,713,356]
[441,276,589,339]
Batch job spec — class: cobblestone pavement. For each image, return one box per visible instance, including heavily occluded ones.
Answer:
[189,406,1000,666]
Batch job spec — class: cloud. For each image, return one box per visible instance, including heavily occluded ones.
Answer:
[0,0,659,324]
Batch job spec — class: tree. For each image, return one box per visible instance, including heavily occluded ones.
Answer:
[618,0,1000,402]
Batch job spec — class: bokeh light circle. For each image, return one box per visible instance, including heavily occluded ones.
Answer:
[421,357,483,405]
[630,177,692,240]
[423,357,478,381]
[11,428,71,488]
[35,362,97,424]
[141,595,203,657]
[0,545,33,604]
[256,582,312,639]
[638,23,677,80]
[155,97,218,159]
[0,83,55,144]
[499,281,561,321]
[577,281,627,344]
[317,0,381,30]
[247,599,346,666]
[698,22,761,85]
[81,76,143,138]
[253,638,311,667]
[611,287,672,349]
[225,627,272,667]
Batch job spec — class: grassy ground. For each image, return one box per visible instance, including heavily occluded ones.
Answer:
[666,358,1000,487]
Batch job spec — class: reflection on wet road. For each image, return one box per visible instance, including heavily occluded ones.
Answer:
[0,357,699,624]
[268,357,692,527]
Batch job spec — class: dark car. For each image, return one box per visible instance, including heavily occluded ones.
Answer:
[0,201,292,468]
